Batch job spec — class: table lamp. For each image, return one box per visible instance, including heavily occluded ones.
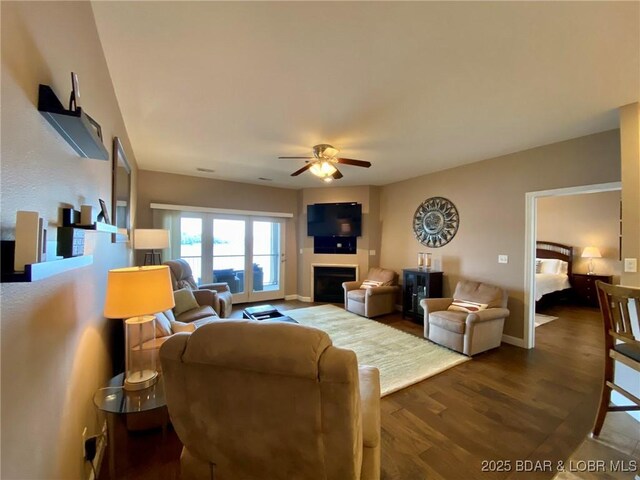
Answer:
[134,229,170,265]
[104,265,175,391]
[581,246,602,275]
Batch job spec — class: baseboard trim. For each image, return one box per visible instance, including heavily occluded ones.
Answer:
[297,295,312,302]
[502,334,527,348]
[284,294,298,301]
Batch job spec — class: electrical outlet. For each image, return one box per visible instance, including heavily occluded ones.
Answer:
[498,255,508,264]
[624,258,638,273]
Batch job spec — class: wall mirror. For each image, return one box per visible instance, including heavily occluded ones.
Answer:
[112,137,131,243]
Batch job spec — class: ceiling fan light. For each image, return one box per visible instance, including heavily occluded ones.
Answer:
[322,146,339,158]
[309,161,337,178]
[323,177,333,183]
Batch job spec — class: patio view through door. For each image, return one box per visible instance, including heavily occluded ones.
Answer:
[179,213,285,304]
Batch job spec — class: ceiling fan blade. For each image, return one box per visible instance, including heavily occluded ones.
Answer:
[335,158,372,168]
[291,163,313,176]
[279,156,313,159]
[332,168,343,179]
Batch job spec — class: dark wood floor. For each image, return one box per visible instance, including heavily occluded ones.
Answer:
[101,302,606,480]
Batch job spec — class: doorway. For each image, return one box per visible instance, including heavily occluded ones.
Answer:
[178,212,285,304]
[524,181,621,349]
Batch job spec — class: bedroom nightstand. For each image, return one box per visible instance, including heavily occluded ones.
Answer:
[571,273,613,307]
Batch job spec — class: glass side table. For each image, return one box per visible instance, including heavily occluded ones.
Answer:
[94,373,168,479]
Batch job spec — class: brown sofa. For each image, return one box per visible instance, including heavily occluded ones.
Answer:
[342,267,400,318]
[421,279,509,356]
[160,320,381,480]
[165,259,233,318]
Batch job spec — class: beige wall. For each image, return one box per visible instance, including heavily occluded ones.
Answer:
[297,186,381,299]
[1,2,137,479]
[537,191,622,281]
[136,170,299,295]
[380,130,621,339]
[620,102,640,287]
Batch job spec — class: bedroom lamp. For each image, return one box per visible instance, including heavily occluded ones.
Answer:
[581,246,602,275]
[134,229,170,265]
[104,266,175,391]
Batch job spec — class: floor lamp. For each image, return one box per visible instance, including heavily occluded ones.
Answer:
[103,265,175,391]
[134,229,170,265]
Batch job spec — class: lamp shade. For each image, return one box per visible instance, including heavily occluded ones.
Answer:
[134,229,170,250]
[581,246,602,259]
[104,265,175,318]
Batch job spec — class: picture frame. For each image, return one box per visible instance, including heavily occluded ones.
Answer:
[69,72,81,111]
[97,198,111,225]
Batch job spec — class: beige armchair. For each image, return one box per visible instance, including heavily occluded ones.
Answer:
[160,320,381,480]
[343,267,400,318]
[165,259,233,318]
[421,279,509,356]
[128,310,217,373]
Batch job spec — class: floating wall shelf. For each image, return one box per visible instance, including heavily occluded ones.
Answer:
[74,222,118,233]
[38,84,108,160]
[1,241,93,283]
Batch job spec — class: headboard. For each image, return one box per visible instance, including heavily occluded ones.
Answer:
[536,241,574,277]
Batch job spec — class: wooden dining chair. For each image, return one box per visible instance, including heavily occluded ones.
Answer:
[591,281,640,437]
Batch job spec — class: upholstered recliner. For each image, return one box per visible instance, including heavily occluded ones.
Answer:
[421,280,509,356]
[165,259,233,318]
[160,320,381,480]
[343,267,400,318]
[128,309,217,373]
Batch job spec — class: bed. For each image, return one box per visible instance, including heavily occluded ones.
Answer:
[535,241,573,308]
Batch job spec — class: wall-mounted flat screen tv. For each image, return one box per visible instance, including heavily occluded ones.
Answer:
[307,202,362,237]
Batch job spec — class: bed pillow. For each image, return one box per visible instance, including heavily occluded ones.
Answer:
[173,288,199,317]
[447,299,489,313]
[361,279,383,289]
[539,259,561,274]
[535,259,543,274]
[558,260,569,275]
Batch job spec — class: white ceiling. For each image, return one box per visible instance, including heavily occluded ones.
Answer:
[92,1,639,189]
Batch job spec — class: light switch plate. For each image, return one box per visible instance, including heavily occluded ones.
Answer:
[498,255,508,264]
[369,250,376,256]
[624,258,638,273]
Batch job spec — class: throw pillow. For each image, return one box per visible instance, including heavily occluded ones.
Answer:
[154,311,173,337]
[170,320,197,333]
[447,299,489,313]
[361,279,383,289]
[173,288,200,317]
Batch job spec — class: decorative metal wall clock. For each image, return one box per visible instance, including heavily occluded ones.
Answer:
[413,197,459,247]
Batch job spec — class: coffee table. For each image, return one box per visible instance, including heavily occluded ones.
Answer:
[242,304,298,323]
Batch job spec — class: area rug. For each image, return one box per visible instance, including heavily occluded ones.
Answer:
[535,313,558,327]
[285,304,469,396]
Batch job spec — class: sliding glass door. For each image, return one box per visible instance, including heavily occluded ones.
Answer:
[250,220,284,302]
[178,213,285,304]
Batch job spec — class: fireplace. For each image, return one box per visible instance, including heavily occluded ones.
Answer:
[312,265,357,303]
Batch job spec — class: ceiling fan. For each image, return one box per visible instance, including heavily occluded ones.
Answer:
[279,144,371,182]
